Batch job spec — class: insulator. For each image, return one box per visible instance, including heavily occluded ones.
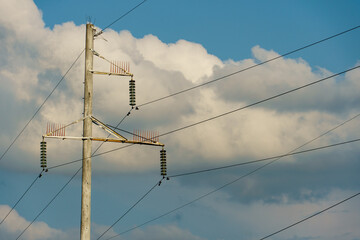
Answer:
[129,79,136,106]
[40,141,47,169]
[160,149,167,176]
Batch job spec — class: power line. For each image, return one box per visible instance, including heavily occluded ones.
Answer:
[105,164,360,240]
[0,48,85,230]
[169,111,360,178]
[137,25,360,108]
[8,2,147,236]
[258,192,360,240]
[108,65,360,143]
[23,64,359,240]
[95,0,149,37]
[169,138,360,178]
[9,23,359,238]
[48,62,360,170]
[0,170,43,227]
[14,107,135,237]
[15,167,82,240]
[96,179,162,240]
[102,112,360,239]
[0,48,85,163]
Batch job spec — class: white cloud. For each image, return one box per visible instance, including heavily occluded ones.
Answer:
[128,224,206,240]
[0,205,73,240]
[1,0,359,178]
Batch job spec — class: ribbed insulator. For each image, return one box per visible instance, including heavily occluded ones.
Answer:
[160,149,167,176]
[40,141,47,169]
[129,79,136,106]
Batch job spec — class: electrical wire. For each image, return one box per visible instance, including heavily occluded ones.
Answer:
[15,167,82,240]
[47,63,360,170]
[0,48,85,229]
[9,24,360,238]
[137,25,360,108]
[47,109,134,170]
[7,1,147,236]
[107,65,360,146]
[95,0,149,37]
[156,65,360,137]
[0,48,85,163]
[169,138,360,178]
[104,164,360,240]
[258,192,360,240]
[102,112,360,239]
[96,180,161,240]
[14,102,135,238]
[97,134,360,239]
[0,170,43,227]
[169,112,360,178]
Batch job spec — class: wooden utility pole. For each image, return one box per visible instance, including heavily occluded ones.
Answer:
[81,23,95,240]
[40,22,167,240]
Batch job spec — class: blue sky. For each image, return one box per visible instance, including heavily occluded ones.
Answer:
[0,0,360,240]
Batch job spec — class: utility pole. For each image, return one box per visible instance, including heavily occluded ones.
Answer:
[81,23,95,240]
[40,22,167,240]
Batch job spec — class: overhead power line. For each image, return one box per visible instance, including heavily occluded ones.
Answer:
[105,164,360,240]
[15,167,82,240]
[96,179,162,240]
[95,0,149,37]
[137,25,360,108]
[169,138,360,178]
[103,112,360,239]
[0,49,85,163]
[48,62,360,170]
[15,109,134,238]
[155,65,360,137]
[9,23,360,239]
[107,65,360,147]
[258,192,360,240]
[0,170,43,227]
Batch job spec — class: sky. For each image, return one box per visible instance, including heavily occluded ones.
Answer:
[0,0,360,240]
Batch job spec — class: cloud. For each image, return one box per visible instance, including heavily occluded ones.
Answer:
[0,3,359,237]
[0,205,75,240]
[209,46,360,113]
[126,224,206,240]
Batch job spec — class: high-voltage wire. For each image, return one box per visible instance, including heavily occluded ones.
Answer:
[96,180,161,240]
[258,192,360,240]
[102,113,360,239]
[13,106,135,238]
[15,167,82,240]
[48,62,360,170]
[154,66,359,138]
[137,25,360,108]
[0,170,43,227]
[0,49,85,163]
[95,0,149,37]
[169,138,360,178]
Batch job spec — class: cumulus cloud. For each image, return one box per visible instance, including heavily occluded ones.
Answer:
[126,225,206,240]
[0,0,359,201]
[0,205,75,240]
[0,2,359,240]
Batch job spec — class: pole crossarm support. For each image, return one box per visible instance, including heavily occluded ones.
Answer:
[91,116,127,140]
[42,135,164,147]
[42,115,165,147]
[90,70,133,77]
[91,49,134,77]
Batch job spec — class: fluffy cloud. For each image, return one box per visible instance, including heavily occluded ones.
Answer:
[0,205,73,240]
[0,1,359,240]
[126,225,206,240]
[0,0,359,196]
